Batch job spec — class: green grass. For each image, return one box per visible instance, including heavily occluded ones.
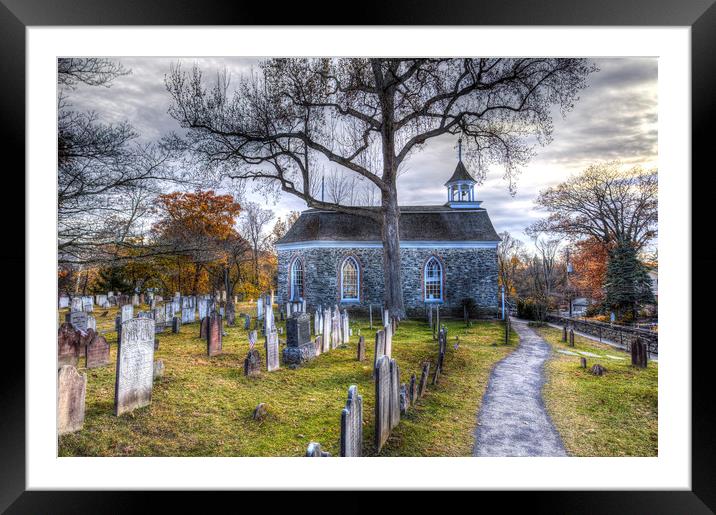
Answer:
[536,325,658,457]
[57,305,515,457]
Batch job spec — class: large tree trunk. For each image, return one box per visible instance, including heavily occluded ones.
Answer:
[382,189,405,319]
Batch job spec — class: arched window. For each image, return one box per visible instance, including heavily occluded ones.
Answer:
[290,258,304,301]
[424,257,443,302]
[340,257,360,302]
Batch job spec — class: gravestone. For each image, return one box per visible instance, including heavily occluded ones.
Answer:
[562,325,568,342]
[580,357,587,368]
[59,296,70,309]
[314,309,322,335]
[265,330,279,372]
[409,373,417,405]
[306,442,330,457]
[57,365,86,435]
[340,384,363,457]
[243,314,251,330]
[181,305,195,324]
[314,336,323,356]
[331,310,341,349]
[172,316,181,334]
[244,349,261,377]
[631,337,648,368]
[121,304,134,323]
[199,317,208,339]
[418,362,430,398]
[82,296,94,312]
[253,402,268,421]
[153,359,164,380]
[372,330,386,376]
[389,358,400,429]
[341,310,350,344]
[569,329,575,347]
[283,313,315,365]
[58,323,81,368]
[374,355,391,453]
[197,298,208,320]
[257,297,264,320]
[132,294,140,307]
[590,363,607,376]
[114,318,155,416]
[65,311,88,332]
[400,384,409,415]
[154,307,167,334]
[356,336,366,361]
[206,312,223,357]
[85,332,110,368]
[70,297,82,312]
[384,323,393,357]
[322,308,332,352]
[369,304,373,329]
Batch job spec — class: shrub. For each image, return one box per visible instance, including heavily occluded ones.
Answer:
[516,298,547,321]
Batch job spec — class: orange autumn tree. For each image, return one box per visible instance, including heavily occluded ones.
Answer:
[571,237,610,303]
[152,190,243,296]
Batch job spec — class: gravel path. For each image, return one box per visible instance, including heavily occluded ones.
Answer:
[473,318,567,457]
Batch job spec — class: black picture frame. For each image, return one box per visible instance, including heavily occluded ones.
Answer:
[2,0,713,512]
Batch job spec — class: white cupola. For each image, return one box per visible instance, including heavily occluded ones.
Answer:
[445,139,482,209]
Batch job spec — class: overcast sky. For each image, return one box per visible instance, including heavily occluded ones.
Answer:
[63,57,657,248]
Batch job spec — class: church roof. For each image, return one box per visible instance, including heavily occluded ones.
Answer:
[275,206,500,245]
[444,160,475,185]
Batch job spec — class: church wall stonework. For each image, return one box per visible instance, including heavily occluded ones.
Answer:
[277,246,498,318]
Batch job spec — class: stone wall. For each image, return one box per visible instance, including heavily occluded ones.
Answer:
[546,314,659,356]
[277,246,498,318]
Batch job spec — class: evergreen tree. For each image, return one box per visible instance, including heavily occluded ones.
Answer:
[605,242,655,320]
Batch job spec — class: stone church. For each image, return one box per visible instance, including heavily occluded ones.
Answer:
[275,156,501,318]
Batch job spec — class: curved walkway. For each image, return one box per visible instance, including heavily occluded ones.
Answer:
[473,318,567,457]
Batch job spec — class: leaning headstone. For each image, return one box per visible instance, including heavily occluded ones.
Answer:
[389,358,400,429]
[306,442,330,457]
[283,313,315,365]
[418,362,430,398]
[356,336,366,361]
[340,385,363,457]
[114,318,155,416]
[58,323,81,368]
[206,312,223,357]
[265,330,279,372]
[65,311,88,332]
[374,355,391,453]
[57,365,86,435]
[85,332,110,369]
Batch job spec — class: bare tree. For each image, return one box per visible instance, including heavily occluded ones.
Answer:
[238,202,274,285]
[166,58,595,316]
[496,231,524,296]
[529,161,657,250]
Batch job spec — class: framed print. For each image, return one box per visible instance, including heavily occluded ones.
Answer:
[2,0,714,511]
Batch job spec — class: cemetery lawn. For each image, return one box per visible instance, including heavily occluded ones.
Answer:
[535,326,658,457]
[58,305,516,457]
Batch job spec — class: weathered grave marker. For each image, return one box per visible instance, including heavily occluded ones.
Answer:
[399,384,408,415]
[65,311,88,332]
[114,318,155,416]
[418,362,430,398]
[384,322,393,357]
[562,324,568,342]
[85,332,110,369]
[153,359,164,380]
[374,355,391,453]
[172,316,181,334]
[340,385,363,457]
[58,323,81,368]
[356,336,366,361]
[580,357,587,368]
[265,330,279,372]
[568,328,575,347]
[322,308,331,352]
[306,442,330,457]
[59,296,70,309]
[389,358,400,429]
[372,330,386,377]
[409,373,417,405]
[631,337,648,368]
[57,365,86,435]
[206,312,223,356]
[244,349,261,377]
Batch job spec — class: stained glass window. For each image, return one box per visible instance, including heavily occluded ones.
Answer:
[341,257,359,301]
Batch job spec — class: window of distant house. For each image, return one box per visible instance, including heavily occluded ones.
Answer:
[290,258,304,300]
[424,257,443,302]
[341,257,360,302]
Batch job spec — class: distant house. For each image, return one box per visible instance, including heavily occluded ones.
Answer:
[274,156,501,317]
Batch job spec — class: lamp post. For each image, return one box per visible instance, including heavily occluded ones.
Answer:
[566,248,574,318]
